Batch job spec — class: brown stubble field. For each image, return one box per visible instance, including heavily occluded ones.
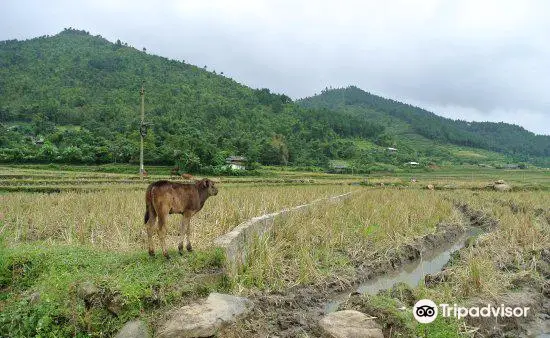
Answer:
[1,164,549,337]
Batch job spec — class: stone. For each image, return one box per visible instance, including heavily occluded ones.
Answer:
[106,293,125,315]
[319,310,383,338]
[426,184,435,190]
[424,270,451,287]
[114,320,150,338]
[77,281,99,299]
[494,183,511,192]
[157,293,253,338]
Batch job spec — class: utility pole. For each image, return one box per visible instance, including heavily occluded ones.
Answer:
[139,81,146,179]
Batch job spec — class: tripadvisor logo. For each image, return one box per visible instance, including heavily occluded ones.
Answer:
[413,299,530,323]
[413,299,438,323]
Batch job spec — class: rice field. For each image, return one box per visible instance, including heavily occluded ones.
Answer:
[421,190,550,301]
[237,189,458,290]
[0,165,357,336]
[1,164,549,337]
[227,187,550,337]
[0,165,364,193]
[0,178,354,253]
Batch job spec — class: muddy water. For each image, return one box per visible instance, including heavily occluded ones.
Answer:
[535,327,550,337]
[325,228,483,313]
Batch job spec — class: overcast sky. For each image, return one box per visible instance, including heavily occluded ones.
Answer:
[2,0,549,135]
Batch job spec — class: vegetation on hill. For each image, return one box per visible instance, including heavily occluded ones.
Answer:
[299,86,550,167]
[0,29,383,170]
[1,29,548,170]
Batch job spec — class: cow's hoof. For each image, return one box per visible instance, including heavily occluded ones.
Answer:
[164,254,171,260]
[186,243,193,252]
[148,250,155,257]
[178,243,184,255]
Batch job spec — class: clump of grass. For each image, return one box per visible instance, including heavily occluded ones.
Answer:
[0,243,226,337]
[339,292,463,338]
[341,294,416,336]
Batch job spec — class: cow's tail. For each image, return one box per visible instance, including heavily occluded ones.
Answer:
[144,204,150,224]
[144,184,153,224]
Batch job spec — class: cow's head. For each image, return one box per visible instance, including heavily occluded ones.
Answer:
[197,178,218,196]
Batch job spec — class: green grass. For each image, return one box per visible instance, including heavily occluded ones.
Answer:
[2,164,547,190]
[0,241,227,337]
[352,138,380,151]
[340,293,464,337]
[415,317,463,338]
[454,150,487,159]
[55,125,82,132]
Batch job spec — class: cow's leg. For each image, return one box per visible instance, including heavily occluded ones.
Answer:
[178,214,188,255]
[184,214,193,252]
[157,211,170,259]
[145,210,157,257]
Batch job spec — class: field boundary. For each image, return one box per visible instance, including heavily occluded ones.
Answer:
[213,192,355,276]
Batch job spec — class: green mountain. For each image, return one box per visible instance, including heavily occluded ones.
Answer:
[0,29,383,169]
[1,29,548,171]
[299,86,550,167]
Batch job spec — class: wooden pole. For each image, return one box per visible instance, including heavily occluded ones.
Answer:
[139,81,145,179]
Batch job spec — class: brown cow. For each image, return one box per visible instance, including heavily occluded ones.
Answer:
[181,173,194,180]
[144,178,218,258]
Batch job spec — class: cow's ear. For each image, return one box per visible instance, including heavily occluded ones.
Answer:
[202,180,208,188]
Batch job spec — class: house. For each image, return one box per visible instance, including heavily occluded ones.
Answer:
[225,156,247,170]
[405,161,419,166]
[34,137,45,146]
[328,161,351,174]
[387,147,397,153]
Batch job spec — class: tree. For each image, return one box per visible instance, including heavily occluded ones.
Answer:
[61,146,83,163]
[176,151,201,173]
[375,133,395,147]
[31,114,56,135]
[37,142,59,162]
[260,135,289,165]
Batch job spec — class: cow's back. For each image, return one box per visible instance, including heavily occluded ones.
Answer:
[172,183,200,212]
[147,181,198,214]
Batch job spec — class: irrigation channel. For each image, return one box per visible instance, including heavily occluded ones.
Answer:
[324,227,484,313]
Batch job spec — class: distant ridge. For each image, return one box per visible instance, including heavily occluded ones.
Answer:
[299,86,550,165]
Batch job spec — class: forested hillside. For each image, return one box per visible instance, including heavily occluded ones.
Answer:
[1,29,548,171]
[300,86,550,165]
[0,29,383,169]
